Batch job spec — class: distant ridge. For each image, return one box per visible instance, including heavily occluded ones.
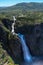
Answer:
[0,2,43,12]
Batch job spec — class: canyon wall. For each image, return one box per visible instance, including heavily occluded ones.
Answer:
[0,19,43,63]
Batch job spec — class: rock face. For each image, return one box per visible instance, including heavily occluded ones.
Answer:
[15,23,43,56]
[0,25,23,63]
[2,18,13,31]
[0,26,8,44]
[25,23,43,56]
[8,35,23,63]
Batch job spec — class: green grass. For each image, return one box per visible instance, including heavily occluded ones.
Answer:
[0,42,18,65]
[2,25,10,33]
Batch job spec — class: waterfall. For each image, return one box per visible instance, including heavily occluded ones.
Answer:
[11,16,16,35]
[18,33,32,62]
[11,16,32,62]
[11,16,43,64]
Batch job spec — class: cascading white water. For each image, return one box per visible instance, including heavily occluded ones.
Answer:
[18,33,32,62]
[11,16,16,35]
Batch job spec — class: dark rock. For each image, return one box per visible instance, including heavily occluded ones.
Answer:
[8,35,23,63]
[0,26,8,43]
[0,25,23,64]
[2,18,13,31]
[15,23,43,56]
[25,23,43,56]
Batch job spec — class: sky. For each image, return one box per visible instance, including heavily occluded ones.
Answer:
[0,0,43,7]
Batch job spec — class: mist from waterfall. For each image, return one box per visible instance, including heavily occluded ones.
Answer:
[18,33,32,62]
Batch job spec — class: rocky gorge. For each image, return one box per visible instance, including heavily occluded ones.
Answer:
[0,18,43,64]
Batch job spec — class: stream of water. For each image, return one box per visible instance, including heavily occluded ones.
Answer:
[18,33,32,62]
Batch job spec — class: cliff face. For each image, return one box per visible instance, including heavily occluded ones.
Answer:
[15,23,43,56]
[0,26,8,44]
[0,24,23,64]
[25,23,43,56]
[2,18,12,31]
[8,35,23,63]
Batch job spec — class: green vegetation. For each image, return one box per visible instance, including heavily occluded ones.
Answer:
[0,42,15,65]
[0,11,43,26]
[0,11,43,65]
[0,2,43,65]
[0,2,43,13]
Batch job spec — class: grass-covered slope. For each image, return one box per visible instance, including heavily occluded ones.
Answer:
[0,42,15,65]
[0,2,43,13]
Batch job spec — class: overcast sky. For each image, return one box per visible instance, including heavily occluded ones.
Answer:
[0,0,43,7]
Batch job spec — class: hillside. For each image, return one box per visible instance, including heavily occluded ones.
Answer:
[0,2,43,13]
